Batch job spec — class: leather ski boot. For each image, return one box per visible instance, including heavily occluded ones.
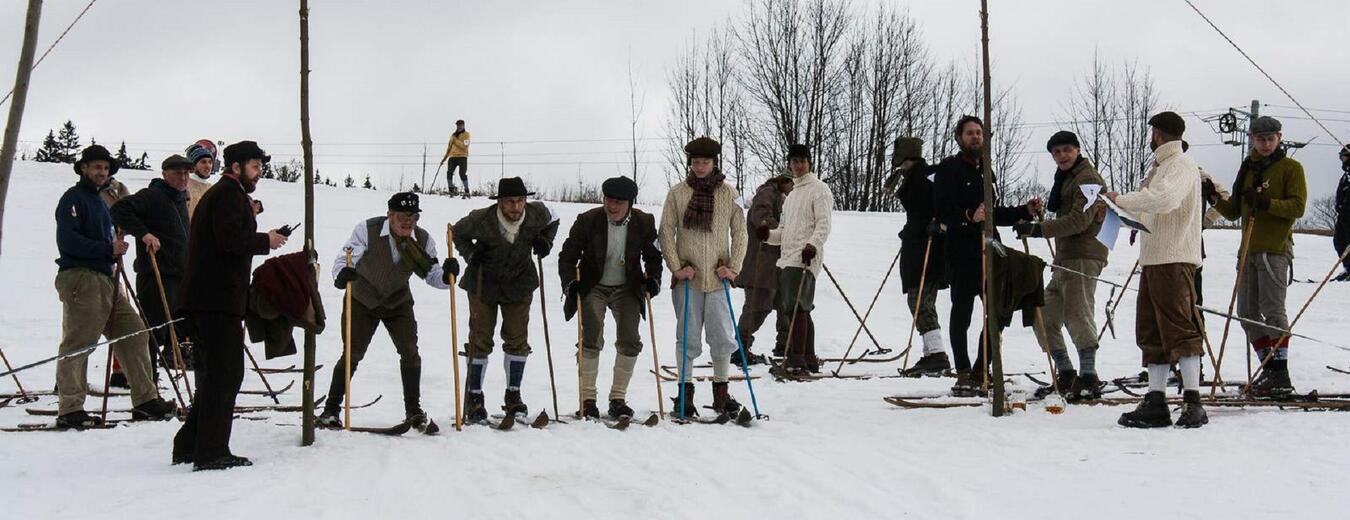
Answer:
[670,382,697,418]
[407,410,439,434]
[580,399,601,420]
[1117,390,1172,428]
[1068,372,1102,402]
[607,399,634,419]
[1174,390,1208,428]
[899,352,951,377]
[463,392,488,423]
[503,389,529,418]
[711,381,743,415]
[1249,367,1294,399]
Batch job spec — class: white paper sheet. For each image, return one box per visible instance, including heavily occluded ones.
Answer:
[1096,207,1122,250]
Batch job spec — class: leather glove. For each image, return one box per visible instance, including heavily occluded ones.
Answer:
[926,219,942,236]
[531,237,552,258]
[1242,189,1271,212]
[441,258,460,284]
[334,266,358,290]
[1201,178,1219,205]
[644,277,661,298]
[755,225,770,241]
[564,280,580,301]
[1013,222,1041,238]
[802,244,817,264]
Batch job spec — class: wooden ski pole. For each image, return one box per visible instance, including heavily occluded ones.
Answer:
[1096,260,1139,341]
[0,346,33,403]
[342,248,353,430]
[1241,244,1350,395]
[775,270,810,374]
[1022,236,1060,396]
[829,247,900,374]
[242,344,280,404]
[100,336,113,423]
[821,264,886,355]
[1210,216,1256,397]
[447,226,463,431]
[575,267,585,415]
[535,256,560,423]
[899,236,934,371]
[148,252,193,401]
[116,263,187,412]
[643,291,665,420]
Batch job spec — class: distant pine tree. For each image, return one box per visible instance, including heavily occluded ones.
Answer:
[33,130,61,163]
[115,141,133,170]
[362,175,374,190]
[344,174,355,188]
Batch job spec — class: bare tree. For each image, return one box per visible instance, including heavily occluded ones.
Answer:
[626,52,646,184]
[1302,196,1338,230]
[1061,51,1159,193]
[663,27,749,190]
[1114,60,1159,192]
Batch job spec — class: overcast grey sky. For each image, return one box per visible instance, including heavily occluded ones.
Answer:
[2,0,1347,197]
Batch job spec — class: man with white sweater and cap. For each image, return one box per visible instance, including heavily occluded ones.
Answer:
[1106,111,1208,428]
[760,144,833,377]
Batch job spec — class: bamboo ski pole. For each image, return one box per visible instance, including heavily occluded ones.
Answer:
[149,252,193,401]
[447,226,463,431]
[821,264,887,355]
[575,267,585,416]
[342,248,353,430]
[535,256,560,423]
[899,236,934,371]
[116,262,187,412]
[1210,215,1256,397]
[1096,260,1139,342]
[0,346,33,403]
[1241,244,1350,395]
[1021,235,1060,396]
[832,247,900,374]
[643,291,665,420]
[242,344,280,405]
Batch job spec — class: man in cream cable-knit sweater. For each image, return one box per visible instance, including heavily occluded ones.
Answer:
[762,144,832,376]
[659,136,748,418]
[1107,112,1208,429]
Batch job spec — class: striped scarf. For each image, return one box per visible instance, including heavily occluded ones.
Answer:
[682,170,725,232]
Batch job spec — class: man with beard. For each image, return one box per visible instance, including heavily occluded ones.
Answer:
[887,137,949,377]
[932,116,1039,395]
[453,177,559,423]
[1208,116,1306,398]
[659,136,748,418]
[173,141,288,469]
[733,173,792,367]
[51,145,177,429]
[1013,131,1108,400]
[1108,112,1208,428]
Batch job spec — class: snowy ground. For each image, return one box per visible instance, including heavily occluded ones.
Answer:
[3,161,1348,519]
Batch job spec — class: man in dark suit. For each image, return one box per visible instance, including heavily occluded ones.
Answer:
[558,177,662,420]
[172,141,287,471]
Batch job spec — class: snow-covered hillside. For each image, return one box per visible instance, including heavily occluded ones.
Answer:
[2,161,1347,519]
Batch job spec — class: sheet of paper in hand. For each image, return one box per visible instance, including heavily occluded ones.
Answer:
[1100,196,1149,233]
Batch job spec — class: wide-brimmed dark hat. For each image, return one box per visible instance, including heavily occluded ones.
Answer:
[602,176,638,201]
[73,144,119,176]
[489,177,534,200]
[388,192,421,213]
[892,137,923,166]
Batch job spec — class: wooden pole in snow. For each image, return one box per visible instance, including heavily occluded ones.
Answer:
[0,0,43,261]
[299,0,318,446]
[979,0,1007,416]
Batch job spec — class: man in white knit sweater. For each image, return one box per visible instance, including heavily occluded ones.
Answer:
[762,144,833,375]
[1106,111,1208,429]
[659,136,748,418]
